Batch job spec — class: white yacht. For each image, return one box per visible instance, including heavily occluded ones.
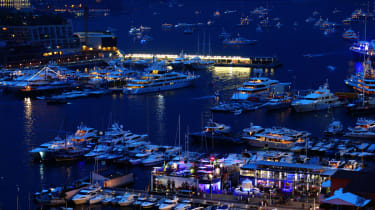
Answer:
[141,197,158,208]
[345,59,375,95]
[184,57,214,70]
[242,127,310,150]
[345,118,375,138]
[159,197,179,210]
[174,200,192,210]
[123,63,199,94]
[142,153,165,166]
[3,65,73,92]
[118,193,135,206]
[89,193,105,204]
[231,77,281,101]
[241,123,265,138]
[72,187,101,205]
[291,82,342,112]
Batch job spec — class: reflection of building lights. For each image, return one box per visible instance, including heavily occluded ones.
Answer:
[215,168,220,175]
[24,97,33,145]
[212,66,251,79]
[156,93,165,116]
[39,164,44,181]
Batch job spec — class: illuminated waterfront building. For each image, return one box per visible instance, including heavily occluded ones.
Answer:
[0,0,31,10]
[240,161,336,194]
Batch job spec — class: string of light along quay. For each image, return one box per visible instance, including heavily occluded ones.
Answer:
[122,53,281,68]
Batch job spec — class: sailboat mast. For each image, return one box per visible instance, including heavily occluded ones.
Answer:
[178,114,181,159]
[186,126,189,160]
[362,15,367,106]
[64,117,67,150]
[365,15,367,41]
[197,33,200,55]
[203,31,206,55]
[208,32,211,56]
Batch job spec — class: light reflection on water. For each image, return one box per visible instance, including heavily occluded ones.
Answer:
[23,97,34,147]
[155,94,166,144]
[212,66,252,80]
[211,67,252,99]
[39,164,44,182]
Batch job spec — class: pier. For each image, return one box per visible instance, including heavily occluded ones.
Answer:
[72,187,317,209]
[123,53,282,68]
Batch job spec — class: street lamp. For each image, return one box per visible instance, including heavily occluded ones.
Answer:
[208,174,213,200]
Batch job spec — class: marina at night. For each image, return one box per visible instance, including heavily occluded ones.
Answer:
[2,0,375,209]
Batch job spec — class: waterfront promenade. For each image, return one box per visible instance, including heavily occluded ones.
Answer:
[108,188,317,209]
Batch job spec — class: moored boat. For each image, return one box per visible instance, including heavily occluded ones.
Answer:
[291,82,342,112]
[123,62,199,94]
[324,121,344,136]
[231,76,284,101]
[345,118,375,138]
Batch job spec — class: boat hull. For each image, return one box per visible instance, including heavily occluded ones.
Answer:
[72,198,88,205]
[345,132,375,139]
[292,102,341,112]
[123,79,196,94]
[142,159,164,166]
[245,138,294,150]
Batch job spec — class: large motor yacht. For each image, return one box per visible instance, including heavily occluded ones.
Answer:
[345,59,375,95]
[345,118,375,139]
[123,62,199,94]
[231,77,281,101]
[242,127,310,150]
[291,82,342,112]
[3,65,74,93]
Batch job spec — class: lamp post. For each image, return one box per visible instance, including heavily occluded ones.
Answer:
[269,188,272,206]
[209,174,213,200]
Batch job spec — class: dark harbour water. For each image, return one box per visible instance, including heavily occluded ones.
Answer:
[2,0,375,209]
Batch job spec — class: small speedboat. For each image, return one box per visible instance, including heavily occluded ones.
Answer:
[141,197,158,208]
[89,193,105,204]
[159,197,178,210]
[174,201,191,210]
[72,187,101,205]
[324,121,344,136]
[102,195,115,205]
[118,193,135,206]
[263,97,291,110]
